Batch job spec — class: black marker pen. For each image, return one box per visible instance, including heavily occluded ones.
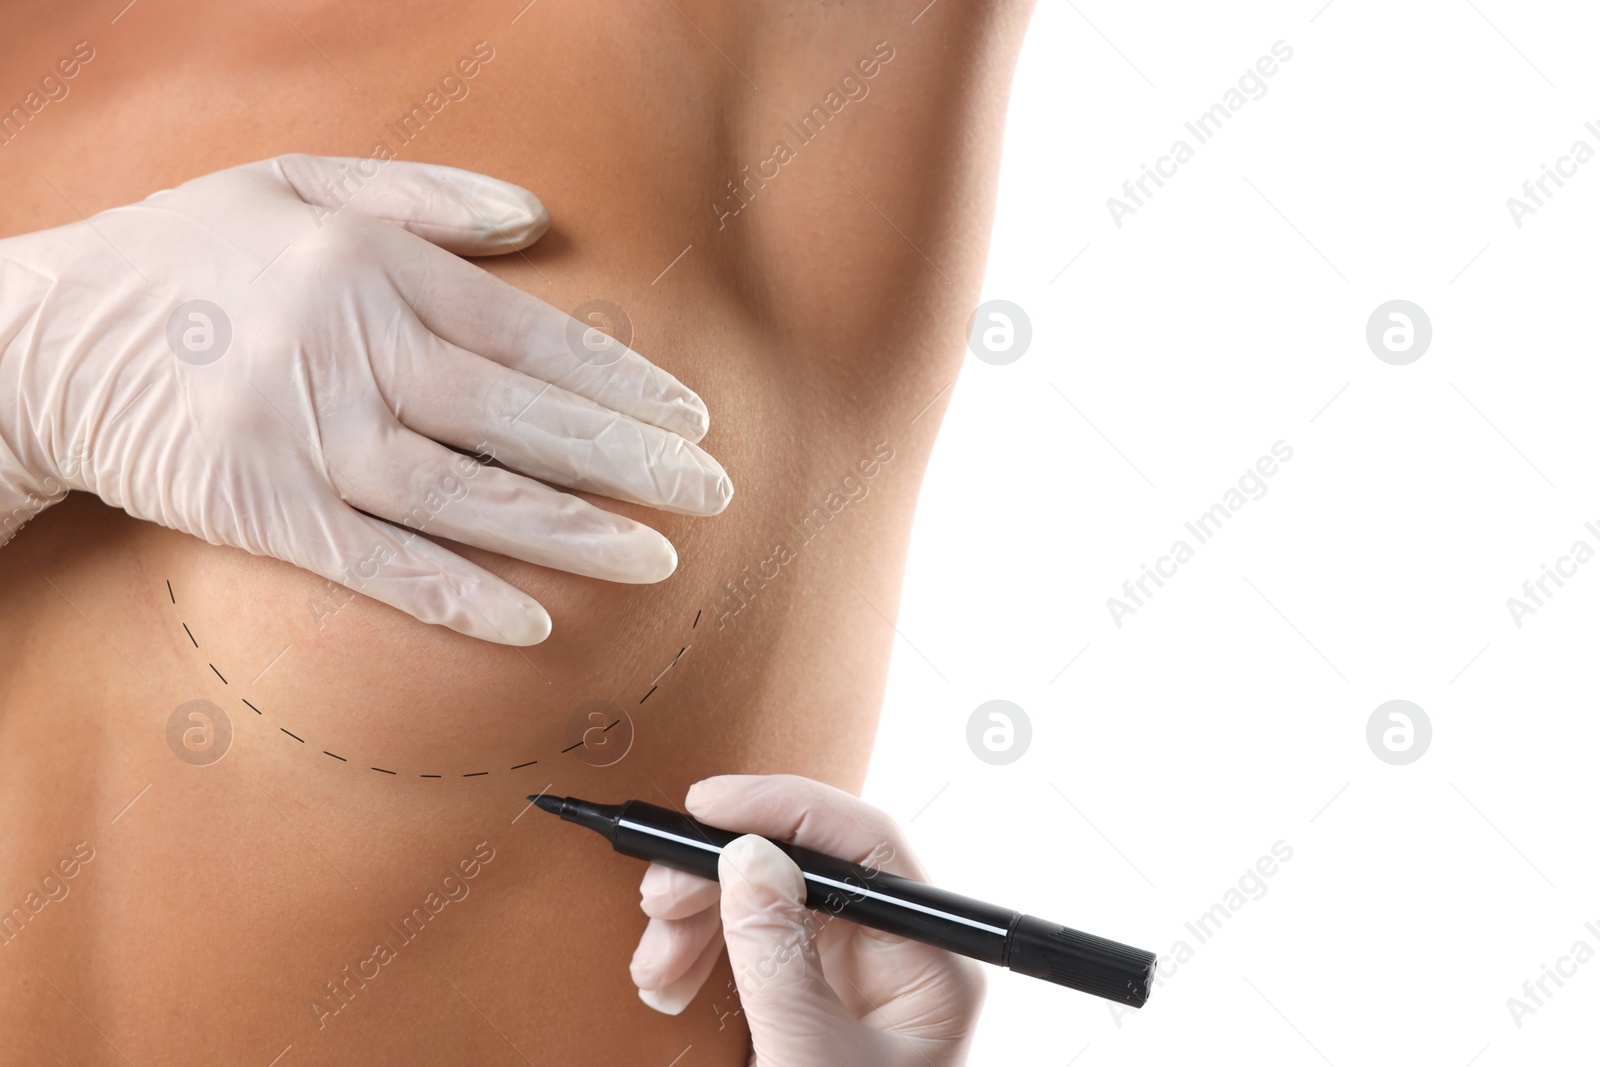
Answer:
[532,793,1156,1007]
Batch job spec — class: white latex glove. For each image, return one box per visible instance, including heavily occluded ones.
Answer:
[631,774,986,1067]
[0,154,731,644]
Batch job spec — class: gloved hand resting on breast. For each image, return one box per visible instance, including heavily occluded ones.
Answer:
[0,154,731,645]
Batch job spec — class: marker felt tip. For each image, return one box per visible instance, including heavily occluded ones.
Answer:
[531,793,1157,1007]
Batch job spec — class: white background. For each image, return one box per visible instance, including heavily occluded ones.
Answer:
[862,2,1600,1064]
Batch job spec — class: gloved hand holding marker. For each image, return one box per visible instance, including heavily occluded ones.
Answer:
[536,775,1156,1067]
[0,154,731,644]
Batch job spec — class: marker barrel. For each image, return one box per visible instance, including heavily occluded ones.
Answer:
[607,799,1154,1006]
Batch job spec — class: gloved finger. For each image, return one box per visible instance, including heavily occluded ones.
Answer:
[325,423,678,584]
[640,862,722,920]
[719,835,856,1036]
[381,236,712,443]
[630,907,724,992]
[287,492,553,644]
[271,154,550,255]
[687,775,929,882]
[390,329,731,516]
[637,924,726,1017]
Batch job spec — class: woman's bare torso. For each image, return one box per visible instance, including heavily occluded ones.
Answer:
[0,1,1029,1062]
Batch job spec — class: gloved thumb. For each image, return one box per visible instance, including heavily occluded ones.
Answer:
[270,154,551,256]
[719,835,857,1060]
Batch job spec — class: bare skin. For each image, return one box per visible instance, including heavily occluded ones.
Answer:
[0,1,1034,1062]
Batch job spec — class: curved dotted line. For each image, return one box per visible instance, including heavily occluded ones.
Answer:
[166,580,698,780]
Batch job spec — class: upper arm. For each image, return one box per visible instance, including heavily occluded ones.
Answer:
[694,1,1039,384]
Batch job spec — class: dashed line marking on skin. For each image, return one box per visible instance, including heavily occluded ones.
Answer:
[168,585,705,780]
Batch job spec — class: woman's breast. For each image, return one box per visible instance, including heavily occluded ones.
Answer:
[0,0,862,774]
[0,4,918,1062]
